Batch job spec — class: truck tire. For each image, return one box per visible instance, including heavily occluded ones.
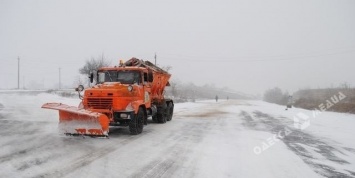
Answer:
[152,114,158,122]
[157,102,167,123]
[166,102,174,121]
[129,108,144,135]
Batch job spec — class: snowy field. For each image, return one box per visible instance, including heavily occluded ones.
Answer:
[0,92,354,178]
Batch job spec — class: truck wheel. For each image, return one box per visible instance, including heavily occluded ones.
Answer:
[157,112,166,123]
[129,108,144,135]
[152,115,158,122]
[157,103,167,123]
[166,102,174,121]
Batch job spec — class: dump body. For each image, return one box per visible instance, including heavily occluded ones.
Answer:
[42,58,174,136]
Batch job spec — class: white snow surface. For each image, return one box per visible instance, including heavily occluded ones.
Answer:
[0,92,354,178]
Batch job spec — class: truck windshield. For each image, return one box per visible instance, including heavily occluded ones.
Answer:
[98,70,141,84]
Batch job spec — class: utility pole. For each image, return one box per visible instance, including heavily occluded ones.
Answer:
[59,67,61,90]
[154,53,157,65]
[17,57,20,89]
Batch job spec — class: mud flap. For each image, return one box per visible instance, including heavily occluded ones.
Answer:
[42,103,110,136]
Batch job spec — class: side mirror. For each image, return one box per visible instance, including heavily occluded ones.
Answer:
[89,73,94,83]
[75,85,84,92]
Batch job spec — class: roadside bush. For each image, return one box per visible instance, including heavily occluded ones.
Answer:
[263,87,289,105]
[293,88,355,114]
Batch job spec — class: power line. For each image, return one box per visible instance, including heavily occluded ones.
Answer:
[159,48,355,62]
[0,47,354,67]
[161,46,355,59]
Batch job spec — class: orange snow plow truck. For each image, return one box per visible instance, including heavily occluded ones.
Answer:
[42,58,174,137]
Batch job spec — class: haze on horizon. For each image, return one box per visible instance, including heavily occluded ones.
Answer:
[1,0,354,95]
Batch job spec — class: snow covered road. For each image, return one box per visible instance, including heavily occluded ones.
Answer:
[0,93,354,178]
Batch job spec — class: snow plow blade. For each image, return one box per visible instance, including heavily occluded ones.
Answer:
[42,103,110,136]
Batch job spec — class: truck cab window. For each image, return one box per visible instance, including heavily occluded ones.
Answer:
[117,71,140,84]
[98,72,105,83]
[98,70,141,84]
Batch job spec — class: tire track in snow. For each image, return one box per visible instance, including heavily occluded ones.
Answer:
[129,116,217,178]
[35,134,146,178]
[240,110,355,178]
[0,137,53,164]
[0,122,57,165]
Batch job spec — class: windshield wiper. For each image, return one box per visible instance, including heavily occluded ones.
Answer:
[106,72,113,82]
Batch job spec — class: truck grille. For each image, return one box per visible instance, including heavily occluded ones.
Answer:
[87,98,113,109]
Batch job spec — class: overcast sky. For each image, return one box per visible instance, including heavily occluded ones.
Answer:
[1,0,354,95]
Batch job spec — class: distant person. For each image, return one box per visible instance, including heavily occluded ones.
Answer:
[227,96,229,101]
[285,95,293,110]
[215,95,219,102]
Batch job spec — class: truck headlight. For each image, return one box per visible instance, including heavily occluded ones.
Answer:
[128,85,133,92]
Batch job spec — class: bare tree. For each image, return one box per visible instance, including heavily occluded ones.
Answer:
[263,87,289,105]
[79,54,111,83]
[170,79,180,97]
[339,82,350,89]
[79,54,111,75]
